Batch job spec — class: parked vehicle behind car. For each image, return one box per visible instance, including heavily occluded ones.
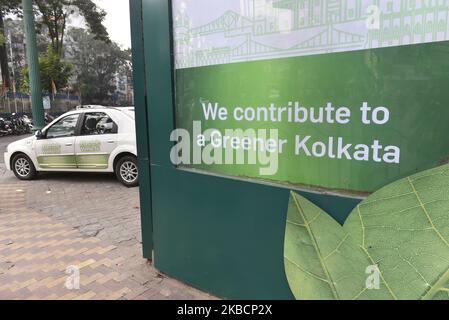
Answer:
[0,114,33,136]
[44,112,55,125]
[0,117,13,136]
[11,113,33,135]
[22,114,33,133]
[3,106,139,187]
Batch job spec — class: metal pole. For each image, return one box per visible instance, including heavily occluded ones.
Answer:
[130,0,153,259]
[8,32,18,113]
[22,0,45,129]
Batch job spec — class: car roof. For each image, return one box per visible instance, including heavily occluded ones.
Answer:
[71,106,131,113]
[65,106,135,120]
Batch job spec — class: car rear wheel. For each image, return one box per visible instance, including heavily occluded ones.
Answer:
[12,154,37,181]
[115,155,139,188]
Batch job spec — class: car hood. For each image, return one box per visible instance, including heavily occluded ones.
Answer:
[7,136,36,152]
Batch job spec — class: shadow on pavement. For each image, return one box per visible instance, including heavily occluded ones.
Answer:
[36,171,120,184]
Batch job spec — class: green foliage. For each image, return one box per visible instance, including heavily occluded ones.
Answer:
[67,28,130,104]
[4,1,124,101]
[0,0,21,14]
[284,164,449,300]
[0,0,21,88]
[34,0,109,57]
[21,46,73,93]
[71,0,109,43]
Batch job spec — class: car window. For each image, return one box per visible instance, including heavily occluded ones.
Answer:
[81,113,118,136]
[46,114,80,139]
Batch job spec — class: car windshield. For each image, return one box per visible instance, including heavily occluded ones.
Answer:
[122,109,135,120]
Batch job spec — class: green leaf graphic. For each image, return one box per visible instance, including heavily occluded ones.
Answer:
[284,164,449,300]
[284,192,392,300]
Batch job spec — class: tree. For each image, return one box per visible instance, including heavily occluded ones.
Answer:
[21,45,73,94]
[34,0,109,57]
[4,19,24,92]
[67,28,129,105]
[5,18,53,93]
[0,0,20,89]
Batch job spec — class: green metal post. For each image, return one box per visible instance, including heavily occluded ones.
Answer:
[22,0,45,129]
[129,0,153,260]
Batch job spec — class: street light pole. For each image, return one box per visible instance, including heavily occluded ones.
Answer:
[8,32,18,114]
[22,0,45,129]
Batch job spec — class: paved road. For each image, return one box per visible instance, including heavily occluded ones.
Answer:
[0,136,213,300]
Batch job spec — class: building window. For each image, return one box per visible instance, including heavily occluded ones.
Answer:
[348,9,354,19]
[387,1,393,13]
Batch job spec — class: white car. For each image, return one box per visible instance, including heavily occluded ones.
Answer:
[4,106,139,187]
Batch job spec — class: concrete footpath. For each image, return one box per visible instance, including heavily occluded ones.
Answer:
[0,136,213,300]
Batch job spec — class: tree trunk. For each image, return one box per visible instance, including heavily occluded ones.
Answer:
[0,12,11,90]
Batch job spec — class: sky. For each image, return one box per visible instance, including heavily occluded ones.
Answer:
[93,0,131,49]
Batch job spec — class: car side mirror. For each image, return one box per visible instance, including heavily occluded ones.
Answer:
[35,130,44,139]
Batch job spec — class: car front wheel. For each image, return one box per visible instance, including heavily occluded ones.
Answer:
[12,154,37,181]
[115,155,139,188]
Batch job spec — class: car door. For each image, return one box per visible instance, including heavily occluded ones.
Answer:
[34,114,80,170]
[75,112,118,170]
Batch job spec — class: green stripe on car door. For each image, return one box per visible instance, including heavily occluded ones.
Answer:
[76,154,110,169]
[37,155,77,169]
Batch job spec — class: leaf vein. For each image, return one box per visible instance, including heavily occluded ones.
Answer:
[324,234,350,261]
[284,257,329,284]
[291,192,340,299]
[360,245,398,300]
[407,178,449,248]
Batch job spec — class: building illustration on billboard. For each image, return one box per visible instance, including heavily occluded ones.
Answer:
[173,0,449,69]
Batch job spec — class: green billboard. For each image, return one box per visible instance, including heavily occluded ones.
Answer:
[133,0,449,300]
[172,0,449,194]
